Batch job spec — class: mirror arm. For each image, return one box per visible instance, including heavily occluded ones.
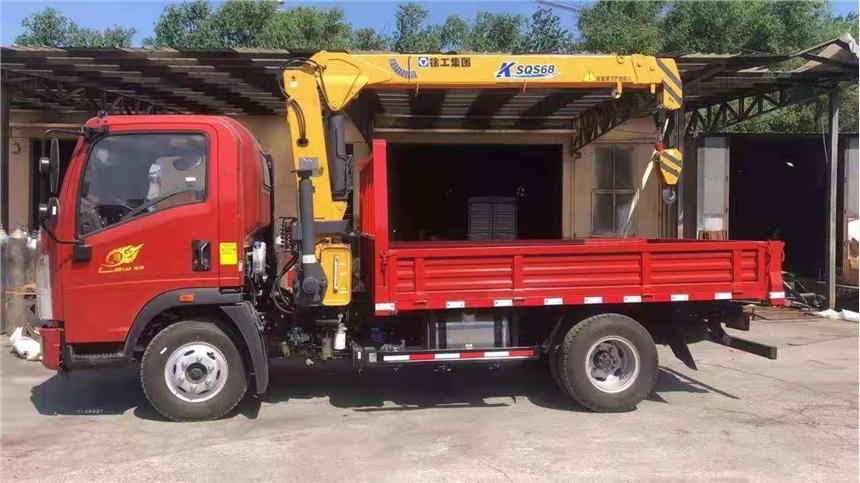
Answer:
[39,220,78,246]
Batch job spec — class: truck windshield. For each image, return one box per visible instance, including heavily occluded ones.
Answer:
[77,133,207,236]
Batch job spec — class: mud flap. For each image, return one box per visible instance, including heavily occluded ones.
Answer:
[667,323,698,370]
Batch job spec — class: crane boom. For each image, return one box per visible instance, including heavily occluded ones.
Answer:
[279,52,684,307]
[281,52,684,222]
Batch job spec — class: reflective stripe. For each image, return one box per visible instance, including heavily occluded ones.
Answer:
[770,291,786,299]
[715,292,732,300]
[494,299,513,307]
[446,301,465,309]
[584,296,603,304]
[544,297,563,306]
[624,295,642,303]
[383,355,409,362]
[671,294,690,301]
[434,352,460,360]
[483,351,509,358]
[375,303,395,311]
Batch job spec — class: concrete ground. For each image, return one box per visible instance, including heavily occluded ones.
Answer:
[1,318,857,483]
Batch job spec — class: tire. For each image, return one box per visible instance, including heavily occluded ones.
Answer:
[557,313,658,413]
[547,342,567,393]
[141,320,247,421]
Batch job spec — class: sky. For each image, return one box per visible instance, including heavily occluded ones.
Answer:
[1,0,858,46]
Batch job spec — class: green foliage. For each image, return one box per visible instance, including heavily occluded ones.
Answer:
[260,6,352,50]
[578,0,858,133]
[391,3,442,52]
[350,28,390,51]
[468,12,527,53]
[15,7,135,47]
[142,0,214,47]
[578,1,665,54]
[521,7,574,54]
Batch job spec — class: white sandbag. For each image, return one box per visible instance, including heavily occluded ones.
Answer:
[839,310,859,322]
[10,326,42,361]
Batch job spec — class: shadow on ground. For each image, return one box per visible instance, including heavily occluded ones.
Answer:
[28,360,740,421]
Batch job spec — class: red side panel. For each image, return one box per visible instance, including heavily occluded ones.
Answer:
[359,140,389,307]
[361,139,785,316]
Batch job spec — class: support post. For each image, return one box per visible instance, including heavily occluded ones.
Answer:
[826,88,840,309]
[1,82,10,229]
[674,104,685,238]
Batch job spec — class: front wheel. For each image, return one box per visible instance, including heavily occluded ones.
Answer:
[141,320,247,421]
[557,313,658,412]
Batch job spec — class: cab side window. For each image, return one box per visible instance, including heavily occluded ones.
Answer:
[78,133,207,236]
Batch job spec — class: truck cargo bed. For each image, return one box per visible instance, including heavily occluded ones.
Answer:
[360,140,785,315]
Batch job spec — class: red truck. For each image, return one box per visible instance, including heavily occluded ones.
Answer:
[32,48,787,422]
[33,113,783,421]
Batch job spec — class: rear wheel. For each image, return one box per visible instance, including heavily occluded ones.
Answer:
[557,313,658,412]
[141,320,247,421]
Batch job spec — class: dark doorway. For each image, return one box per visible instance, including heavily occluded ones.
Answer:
[29,138,77,229]
[729,134,847,278]
[386,143,563,241]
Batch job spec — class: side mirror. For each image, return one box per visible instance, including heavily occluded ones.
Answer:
[49,137,60,194]
[37,197,60,225]
[39,138,61,194]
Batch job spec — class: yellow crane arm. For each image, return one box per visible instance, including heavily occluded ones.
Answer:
[281,52,684,222]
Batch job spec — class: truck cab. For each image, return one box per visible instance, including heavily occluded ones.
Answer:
[37,115,273,418]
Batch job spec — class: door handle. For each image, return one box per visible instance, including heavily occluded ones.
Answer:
[192,240,211,272]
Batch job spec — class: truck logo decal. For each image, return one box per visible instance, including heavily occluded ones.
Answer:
[389,58,417,80]
[99,244,144,274]
[495,62,559,79]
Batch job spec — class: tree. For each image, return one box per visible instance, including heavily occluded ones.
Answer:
[467,12,527,53]
[521,7,574,53]
[142,0,215,48]
[259,6,352,50]
[392,3,443,52]
[207,0,279,48]
[577,1,665,54]
[350,28,390,51]
[15,7,135,48]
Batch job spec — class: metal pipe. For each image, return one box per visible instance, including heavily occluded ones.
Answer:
[1,82,11,229]
[826,88,841,309]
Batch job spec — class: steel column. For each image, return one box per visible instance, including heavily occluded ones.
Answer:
[674,104,685,238]
[0,82,10,229]
[826,88,840,309]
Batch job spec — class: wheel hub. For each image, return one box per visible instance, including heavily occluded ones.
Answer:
[164,342,229,403]
[585,337,640,394]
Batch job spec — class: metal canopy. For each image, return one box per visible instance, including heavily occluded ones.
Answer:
[0,36,856,137]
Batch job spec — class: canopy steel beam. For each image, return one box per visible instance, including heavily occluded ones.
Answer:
[684,84,835,136]
[571,92,653,152]
[0,70,179,115]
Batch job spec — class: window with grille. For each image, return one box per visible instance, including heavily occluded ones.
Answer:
[592,145,635,236]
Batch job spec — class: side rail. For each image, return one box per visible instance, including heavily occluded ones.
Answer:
[374,239,785,315]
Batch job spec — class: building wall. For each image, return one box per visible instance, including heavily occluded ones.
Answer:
[5,111,661,239]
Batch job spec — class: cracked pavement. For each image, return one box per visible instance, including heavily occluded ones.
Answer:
[1,318,857,482]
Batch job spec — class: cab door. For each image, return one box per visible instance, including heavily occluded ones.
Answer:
[61,126,221,343]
